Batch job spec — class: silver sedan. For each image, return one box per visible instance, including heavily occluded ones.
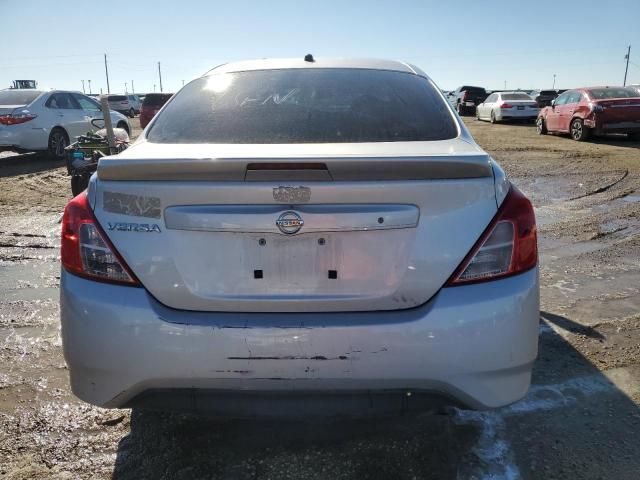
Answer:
[60,58,539,416]
[477,92,539,123]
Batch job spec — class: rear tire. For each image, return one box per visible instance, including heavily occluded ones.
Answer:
[47,128,69,161]
[490,110,497,124]
[457,103,465,116]
[536,117,547,135]
[71,174,90,196]
[570,118,589,141]
[129,108,135,118]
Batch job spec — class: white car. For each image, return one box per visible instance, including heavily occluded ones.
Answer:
[0,89,131,159]
[60,58,539,415]
[476,91,539,123]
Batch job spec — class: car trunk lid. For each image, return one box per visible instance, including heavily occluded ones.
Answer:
[91,140,498,313]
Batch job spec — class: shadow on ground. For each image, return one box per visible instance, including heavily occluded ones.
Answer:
[111,313,640,480]
[0,154,63,178]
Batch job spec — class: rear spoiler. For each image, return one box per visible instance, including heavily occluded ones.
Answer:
[97,155,493,182]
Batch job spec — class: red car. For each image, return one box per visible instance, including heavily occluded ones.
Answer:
[139,93,173,129]
[536,86,640,141]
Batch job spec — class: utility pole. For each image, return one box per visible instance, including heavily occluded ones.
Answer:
[125,82,128,94]
[157,62,163,92]
[504,80,507,90]
[81,80,85,93]
[88,79,92,94]
[552,74,556,89]
[182,79,185,87]
[131,80,134,93]
[623,45,631,86]
[153,84,156,92]
[104,53,111,94]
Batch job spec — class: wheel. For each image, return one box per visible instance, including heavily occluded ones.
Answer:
[117,121,130,136]
[71,174,90,196]
[476,108,481,121]
[457,103,465,116]
[129,108,135,118]
[570,118,589,141]
[48,128,69,161]
[490,110,497,124]
[536,117,547,135]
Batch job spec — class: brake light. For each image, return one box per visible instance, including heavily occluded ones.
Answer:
[500,103,513,109]
[446,186,537,285]
[61,192,140,286]
[462,91,469,101]
[0,113,37,125]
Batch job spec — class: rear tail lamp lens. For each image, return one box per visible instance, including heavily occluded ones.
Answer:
[0,113,37,125]
[447,186,537,285]
[500,103,513,109]
[61,193,140,286]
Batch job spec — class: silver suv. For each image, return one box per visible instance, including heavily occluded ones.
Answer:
[60,58,539,416]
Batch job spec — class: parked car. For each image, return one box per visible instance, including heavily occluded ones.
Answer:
[529,89,559,108]
[127,94,142,115]
[139,92,173,128]
[449,86,488,115]
[60,58,539,415]
[536,86,640,141]
[0,89,130,159]
[476,91,539,123]
[106,94,133,117]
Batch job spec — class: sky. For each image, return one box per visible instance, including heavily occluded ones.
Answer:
[1,0,639,94]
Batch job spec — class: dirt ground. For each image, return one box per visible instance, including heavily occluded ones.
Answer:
[1,117,639,479]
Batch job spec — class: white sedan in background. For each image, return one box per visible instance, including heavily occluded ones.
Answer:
[0,89,131,159]
[476,91,539,123]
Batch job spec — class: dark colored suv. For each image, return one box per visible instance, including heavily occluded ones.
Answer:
[530,90,559,108]
[450,86,488,116]
[139,93,173,128]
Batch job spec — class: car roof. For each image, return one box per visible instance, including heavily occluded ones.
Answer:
[498,91,531,95]
[205,57,422,76]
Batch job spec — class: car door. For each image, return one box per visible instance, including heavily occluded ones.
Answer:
[44,92,87,139]
[546,91,569,131]
[72,93,103,131]
[480,94,497,119]
[558,91,582,132]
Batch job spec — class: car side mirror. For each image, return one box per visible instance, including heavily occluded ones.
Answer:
[551,100,556,107]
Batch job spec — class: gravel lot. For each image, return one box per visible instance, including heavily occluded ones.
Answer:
[1,117,639,479]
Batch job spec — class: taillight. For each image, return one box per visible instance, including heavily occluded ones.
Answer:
[462,91,469,101]
[0,113,37,125]
[61,192,140,286]
[446,186,537,285]
[500,103,513,109]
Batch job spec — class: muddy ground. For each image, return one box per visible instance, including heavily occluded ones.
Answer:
[0,117,639,479]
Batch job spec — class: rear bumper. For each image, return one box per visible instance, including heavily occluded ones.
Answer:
[0,125,48,151]
[496,110,539,121]
[60,267,540,413]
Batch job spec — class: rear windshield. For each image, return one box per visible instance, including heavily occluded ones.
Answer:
[142,93,172,107]
[147,69,457,144]
[0,90,42,105]
[461,87,486,95]
[502,93,533,100]
[588,87,640,99]
[108,95,127,101]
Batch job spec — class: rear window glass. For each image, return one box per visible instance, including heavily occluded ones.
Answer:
[108,95,127,101]
[588,87,639,99]
[462,87,486,95]
[0,90,41,105]
[147,69,457,144]
[502,93,533,100]
[142,93,172,107]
